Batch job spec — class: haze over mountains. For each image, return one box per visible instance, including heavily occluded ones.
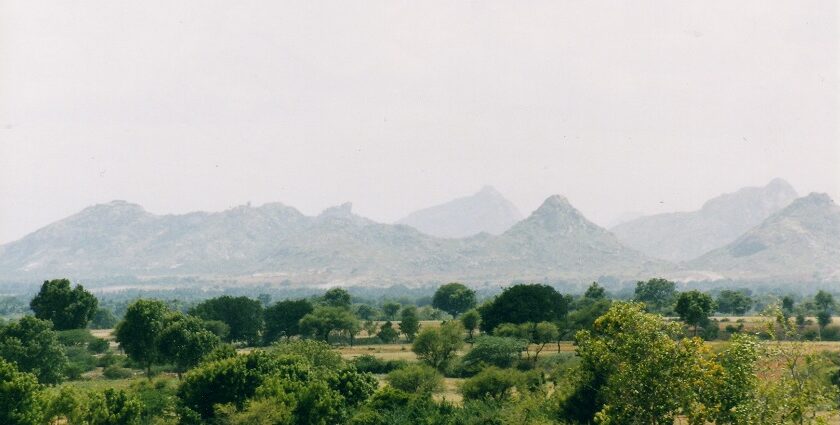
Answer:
[0,180,837,286]
[397,186,523,238]
[611,179,799,262]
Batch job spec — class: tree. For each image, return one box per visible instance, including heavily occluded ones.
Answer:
[569,302,719,424]
[675,290,716,337]
[115,299,169,377]
[386,364,443,395]
[781,295,795,316]
[461,336,526,370]
[322,288,352,308]
[814,290,834,311]
[263,299,313,344]
[477,284,570,332]
[90,308,118,329]
[0,359,44,425]
[716,289,753,315]
[354,304,378,321]
[189,296,264,345]
[299,306,360,345]
[460,309,481,341]
[0,315,68,384]
[411,321,464,370]
[398,306,420,342]
[584,282,606,300]
[381,302,400,320]
[460,367,524,401]
[377,321,399,344]
[29,279,98,330]
[633,278,677,313]
[530,321,559,363]
[432,283,476,317]
[157,314,220,377]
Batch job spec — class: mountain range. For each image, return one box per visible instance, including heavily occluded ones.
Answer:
[396,186,523,238]
[0,179,837,286]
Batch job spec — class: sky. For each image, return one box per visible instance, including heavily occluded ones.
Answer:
[1,1,838,244]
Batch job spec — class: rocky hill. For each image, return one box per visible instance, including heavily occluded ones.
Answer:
[685,193,840,282]
[610,179,798,262]
[0,196,655,285]
[397,186,523,238]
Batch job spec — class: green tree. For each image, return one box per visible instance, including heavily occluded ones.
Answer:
[569,302,718,424]
[381,302,400,320]
[461,335,526,370]
[478,284,570,332]
[633,278,677,314]
[0,315,68,384]
[675,290,716,337]
[157,314,220,378]
[461,367,524,401]
[263,299,313,344]
[432,283,476,317]
[354,304,378,321]
[530,321,559,363]
[322,287,352,308]
[781,295,795,316]
[386,364,443,395]
[0,359,44,425]
[377,321,399,344]
[90,308,119,329]
[115,299,169,377]
[299,306,360,345]
[398,306,420,342]
[584,282,606,300]
[716,289,753,315]
[460,309,481,341]
[814,290,834,311]
[189,296,264,345]
[29,279,98,330]
[411,321,464,370]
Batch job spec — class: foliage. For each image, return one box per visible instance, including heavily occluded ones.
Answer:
[0,359,44,425]
[90,308,119,329]
[460,309,481,341]
[263,299,313,344]
[386,364,443,395]
[377,321,399,344]
[189,296,264,345]
[103,365,134,379]
[675,290,716,336]
[115,299,169,377]
[633,278,677,314]
[322,288,352,308]
[716,289,753,315]
[461,367,524,401]
[399,306,420,342]
[381,302,401,320]
[201,319,231,340]
[299,306,360,345]
[157,313,220,376]
[351,354,407,374]
[29,278,99,330]
[412,321,464,370]
[271,339,343,369]
[584,282,606,299]
[47,386,142,425]
[0,315,68,384]
[432,282,477,317]
[461,335,526,371]
[478,284,570,333]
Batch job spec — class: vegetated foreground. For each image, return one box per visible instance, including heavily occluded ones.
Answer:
[1,278,840,424]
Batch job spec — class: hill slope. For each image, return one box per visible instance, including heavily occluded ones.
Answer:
[397,186,523,238]
[685,193,840,282]
[611,179,798,262]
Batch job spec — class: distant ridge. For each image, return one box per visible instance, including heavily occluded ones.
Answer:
[611,179,798,262]
[685,193,840,282]
[397,186,523,238]
[0,194,655,284]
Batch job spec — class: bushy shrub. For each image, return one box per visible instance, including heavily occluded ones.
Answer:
[65,346,97,379]
[461,367,524,401]
[386,364,444,395]
[821,325,840,341]
[103,365,134,379]
[87,338,110,354]
[57,329,98,347]
[351,354,408,374]
[271,339,343,369]
[461,336,526,373]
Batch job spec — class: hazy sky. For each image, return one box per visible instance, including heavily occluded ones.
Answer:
[1,1,838,244]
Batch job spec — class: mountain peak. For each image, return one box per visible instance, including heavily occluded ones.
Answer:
[535,195,573,212]
[397,187,522,238]
[319,202,354,218]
